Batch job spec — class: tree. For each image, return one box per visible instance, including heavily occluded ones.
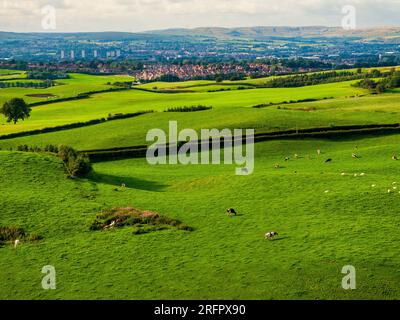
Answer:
[1,98,31,124]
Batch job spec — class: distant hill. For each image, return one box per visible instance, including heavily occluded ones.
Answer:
[0,31,166,41]
[144,26,400,41]
[1,26,400,42]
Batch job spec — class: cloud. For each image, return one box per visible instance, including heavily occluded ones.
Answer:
[0,0,399,32]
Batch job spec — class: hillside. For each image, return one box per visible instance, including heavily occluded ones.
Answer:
[1,65,400,300]
[1,134,400,299]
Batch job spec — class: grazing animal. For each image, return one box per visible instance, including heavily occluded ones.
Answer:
[294,154,299,159]
[274,164,281,169]
[392,155,398,161]
[265,232,279,240]
[285,157,289,162]
[14,239,20,248]
[103,221,116,230]
[226,208,237,216]
[352,153,359,159]
[325,158,332,163]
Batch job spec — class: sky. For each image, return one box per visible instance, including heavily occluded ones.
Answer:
[0,0,399,33]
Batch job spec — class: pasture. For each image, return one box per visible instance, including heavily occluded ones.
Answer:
[1,135,400,299]
[0,73,134,106]
[1,66,400,300]
[0,79,370,137]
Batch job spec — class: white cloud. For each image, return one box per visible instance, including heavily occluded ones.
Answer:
[0,0,399,32]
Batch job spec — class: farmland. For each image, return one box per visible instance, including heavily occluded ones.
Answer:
[1,67,400,300]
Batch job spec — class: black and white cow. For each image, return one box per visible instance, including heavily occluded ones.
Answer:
[265,232,279,240]
[226,208,237,216]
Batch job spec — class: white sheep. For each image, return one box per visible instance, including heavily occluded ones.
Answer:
[14,239,20,248]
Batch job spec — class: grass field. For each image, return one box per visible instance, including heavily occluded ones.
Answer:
[0,73,134,106]
[1,135,400,299]
[1,67,400,300]
[0,79,368,136]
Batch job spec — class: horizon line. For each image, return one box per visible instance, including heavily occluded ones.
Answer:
[1,25,400,34]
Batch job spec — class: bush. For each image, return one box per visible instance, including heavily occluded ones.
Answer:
[0,226,42,243]
[165,105,212,112]
[44,144,58,153]
[17,144,29,152]
[57,145,92,178]
[65,154,92,178]
[90,207,193,234]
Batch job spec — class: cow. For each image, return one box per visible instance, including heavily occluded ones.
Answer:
[265,232,279,240]
[226,208,237,216]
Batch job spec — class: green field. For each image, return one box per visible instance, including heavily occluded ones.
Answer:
[0,73,133,106]
[1,67,400,300]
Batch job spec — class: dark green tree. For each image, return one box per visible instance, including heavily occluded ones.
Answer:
[1,98,31,124]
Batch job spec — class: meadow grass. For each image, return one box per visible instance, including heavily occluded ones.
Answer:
[1,135,400,299]
[0,69,24,75]
[0,73,133,106]
[0,79,366,136]
[1,67,400,300]
[1,92,400,151]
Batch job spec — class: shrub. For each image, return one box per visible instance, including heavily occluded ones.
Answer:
[17,144,29,152]
[44,144,58,153]
[0,226,42,243]
[58,145,92,178]
[165,105,212,112]
[90,207,193,234]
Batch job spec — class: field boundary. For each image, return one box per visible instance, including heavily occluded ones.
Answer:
[80,123,400,162]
